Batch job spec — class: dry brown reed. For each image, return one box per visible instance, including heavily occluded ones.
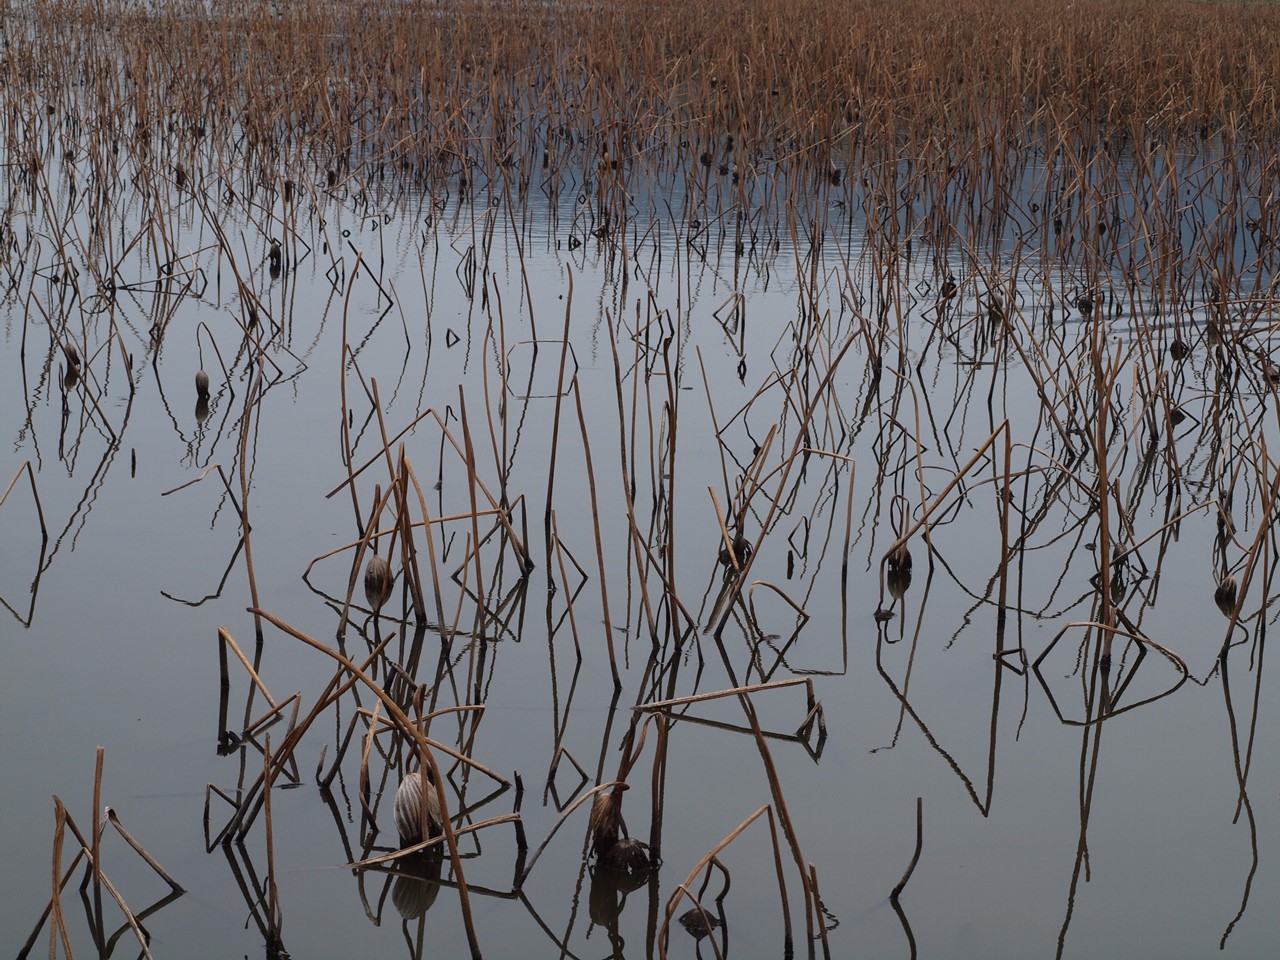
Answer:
[18,753,184,960]
[6,0,1279,258]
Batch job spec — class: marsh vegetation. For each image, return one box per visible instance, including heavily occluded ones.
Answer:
[4,0,1280,956]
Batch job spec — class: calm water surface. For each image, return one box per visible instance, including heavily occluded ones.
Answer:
[3,128,1279,960]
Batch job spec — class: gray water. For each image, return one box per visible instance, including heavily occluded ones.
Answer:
[3,115,1280,960]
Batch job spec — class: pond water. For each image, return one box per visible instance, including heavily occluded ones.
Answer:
[3,6,1280,959]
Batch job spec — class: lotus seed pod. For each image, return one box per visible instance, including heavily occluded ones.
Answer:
[364,554,394,612]
[393,769,442,845]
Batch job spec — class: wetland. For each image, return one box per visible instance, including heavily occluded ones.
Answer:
[3,1,1280,957]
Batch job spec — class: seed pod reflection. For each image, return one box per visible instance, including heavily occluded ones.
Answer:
[887,565,912,601]
[391,849,443,919]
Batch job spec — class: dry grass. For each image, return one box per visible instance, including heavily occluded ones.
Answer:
[7,1,1279,236]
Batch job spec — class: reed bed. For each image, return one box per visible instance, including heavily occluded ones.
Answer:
[5,1,1280,258]
[5,0,1280,957]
